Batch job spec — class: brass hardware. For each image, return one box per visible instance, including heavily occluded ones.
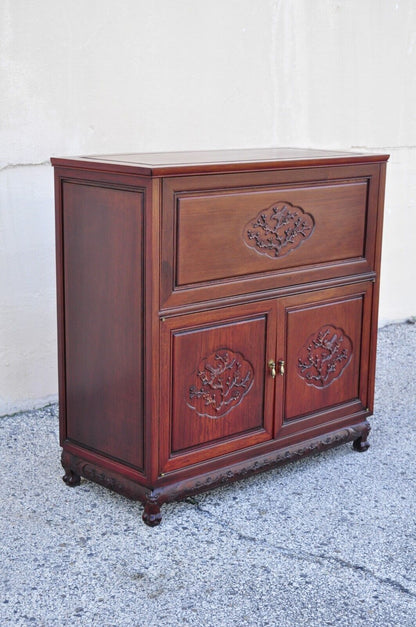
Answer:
[278,360,285,376]
[160,317,166,322]
[159,473,165,477]
[268,360,276,378]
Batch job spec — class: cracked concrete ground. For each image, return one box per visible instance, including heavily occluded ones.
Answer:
[0,322,415,626]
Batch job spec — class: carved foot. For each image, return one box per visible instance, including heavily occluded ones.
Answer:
[353,423,371,453]
[353,436,370,452]
[62,469,81,487]
[142,496,162,527]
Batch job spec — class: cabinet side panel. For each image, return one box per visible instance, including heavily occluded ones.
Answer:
[63,182,144,470]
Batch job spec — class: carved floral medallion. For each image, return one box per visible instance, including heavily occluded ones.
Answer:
[297,325,352,388]
[187,348,254,418]
[244,201,315,258]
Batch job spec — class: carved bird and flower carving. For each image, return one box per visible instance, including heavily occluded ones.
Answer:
[187,349,254,418]
[244,201,315,258]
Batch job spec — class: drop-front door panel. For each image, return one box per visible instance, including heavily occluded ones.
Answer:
[159,301,277,473]
[161,164,381,309]
[275,282,373,442]
[175,182,366,285]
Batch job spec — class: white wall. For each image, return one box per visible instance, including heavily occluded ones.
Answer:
[1,0,415,415]
[268,0,416,326]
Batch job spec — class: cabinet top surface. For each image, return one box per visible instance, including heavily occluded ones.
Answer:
[51,147,389,176]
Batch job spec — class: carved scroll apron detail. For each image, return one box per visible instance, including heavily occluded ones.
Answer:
[244,201,315,258]
[187,349,254,418]
[297,325,353,388]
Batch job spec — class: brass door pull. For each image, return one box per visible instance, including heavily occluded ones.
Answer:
[268,360,276,378]
[278,360,285,376]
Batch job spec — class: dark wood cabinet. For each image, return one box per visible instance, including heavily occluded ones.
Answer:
[52,148,388,526]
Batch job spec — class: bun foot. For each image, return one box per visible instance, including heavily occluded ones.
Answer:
[62,470,81,487]
[142,497,162,527]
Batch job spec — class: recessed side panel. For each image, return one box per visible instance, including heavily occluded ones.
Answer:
[63,182,144,470]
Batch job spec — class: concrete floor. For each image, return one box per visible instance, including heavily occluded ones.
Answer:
[1,322,415,626]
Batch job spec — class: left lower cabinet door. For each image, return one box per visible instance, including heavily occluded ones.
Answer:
[159,301,278,474]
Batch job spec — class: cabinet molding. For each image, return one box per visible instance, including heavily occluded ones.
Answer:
[52,148,388,526]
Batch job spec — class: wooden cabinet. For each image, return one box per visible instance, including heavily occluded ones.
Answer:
[52,148,388,526]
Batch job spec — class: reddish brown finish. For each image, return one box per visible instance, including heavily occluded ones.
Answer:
[175,181,367,286]
[160,163,381,310]
[62,182,145,469]
[53,148,388,526]
[51,147,389,177]
[284,291,363,420]
[272,281,374,442]
[159,301,276,473]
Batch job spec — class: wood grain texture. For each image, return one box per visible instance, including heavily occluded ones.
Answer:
[160,164,380,310]
[175,181,367,286]
[63,182,145,469]
[53,148,388,525]
[159,301,276,473]
[284,293,363,420]
[51,147,389,177]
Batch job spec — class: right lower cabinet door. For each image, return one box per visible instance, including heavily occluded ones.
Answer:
[275,281,374,441]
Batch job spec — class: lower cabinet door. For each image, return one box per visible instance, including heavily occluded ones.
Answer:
[276,282,373,440]
[159,301,277,473]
